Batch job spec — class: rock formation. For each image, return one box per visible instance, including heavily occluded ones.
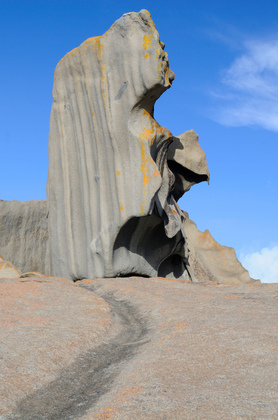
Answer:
[47,10,210,281]
[0,10,257,286]
[0,200,49,274]
[0,254,21,278]
[184,212,258,284]
[0,200,257,284]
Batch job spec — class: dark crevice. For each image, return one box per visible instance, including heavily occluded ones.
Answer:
[167,159,209,201]
[168,160,209,184]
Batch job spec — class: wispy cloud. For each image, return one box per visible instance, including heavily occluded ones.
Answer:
[211,38,278,132]
[240,245,278,283]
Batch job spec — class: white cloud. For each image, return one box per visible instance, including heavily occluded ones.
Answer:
[240,246,278,283]
[212,38,278,132]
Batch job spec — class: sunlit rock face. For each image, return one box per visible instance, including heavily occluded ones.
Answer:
[183,213,259,284]
[47,10,209,280]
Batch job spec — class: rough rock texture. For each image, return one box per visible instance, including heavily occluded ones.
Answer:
[0,200,256,284]
[1,276,277,419]
[184,212,258,284]
[0,276,120,417]
[0,255,21,278]
[47,10,209,281]
[168,129,210,201]
[0,12,255,285]
[0,200,49,274]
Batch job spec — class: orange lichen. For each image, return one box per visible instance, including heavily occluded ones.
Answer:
[151,167,160,178]
[142,34,152,49]
[155,47,160,59]
[100,65,108,100]
[139,126,155,190]
[144,53,150,59]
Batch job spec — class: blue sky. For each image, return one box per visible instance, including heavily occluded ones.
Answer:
[1,0,278,282]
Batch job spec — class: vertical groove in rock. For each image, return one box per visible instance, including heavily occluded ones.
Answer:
[47,10,210,280]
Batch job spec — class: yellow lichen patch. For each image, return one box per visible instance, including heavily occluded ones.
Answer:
[144,53,150,59]
[140,200,145,214]
[164,66,170,85]
[139,124,156,190]
[139,136,149,188]
[100,65,108,99]
[138,9,152,21]
[155,47,160,59]
[120,205,124,211]
[142,34,152,49]
[116,171,120,176]
[140,126,155,143]
[155,124,172,139]
[68,47,79,58]
[95,36,104,61]
[82,36,100,51]
[55,46,79,71]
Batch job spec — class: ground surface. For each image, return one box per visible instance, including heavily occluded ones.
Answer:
[0,276,277,419]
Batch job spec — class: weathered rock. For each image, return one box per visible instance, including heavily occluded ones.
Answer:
[0,13,255,285]
[0,276,120,416]
[184,212,258,284]
[0,200,49,274]
[1,276,277,418]
[20,271,47,278]
[0,255,21,278]
[168,129,210,201]
[0,199,256,284]
[47,10,209,281]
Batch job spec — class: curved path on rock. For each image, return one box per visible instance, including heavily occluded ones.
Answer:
[6,283,149,420]
[1,277,278,419]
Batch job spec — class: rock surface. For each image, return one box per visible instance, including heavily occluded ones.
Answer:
[184,212,258,284]
[0,276,120,417]
[0,200,256,284]
[167,129,210,201]
[1,276,277,419]
[47,10,209,281]
[0,200,49,274]
[0,255,21,278]
[0,10,255,285]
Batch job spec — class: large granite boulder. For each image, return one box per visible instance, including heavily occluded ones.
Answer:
[47,10,209,281]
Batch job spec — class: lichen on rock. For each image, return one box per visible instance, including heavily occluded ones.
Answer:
[47,9,210,280]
